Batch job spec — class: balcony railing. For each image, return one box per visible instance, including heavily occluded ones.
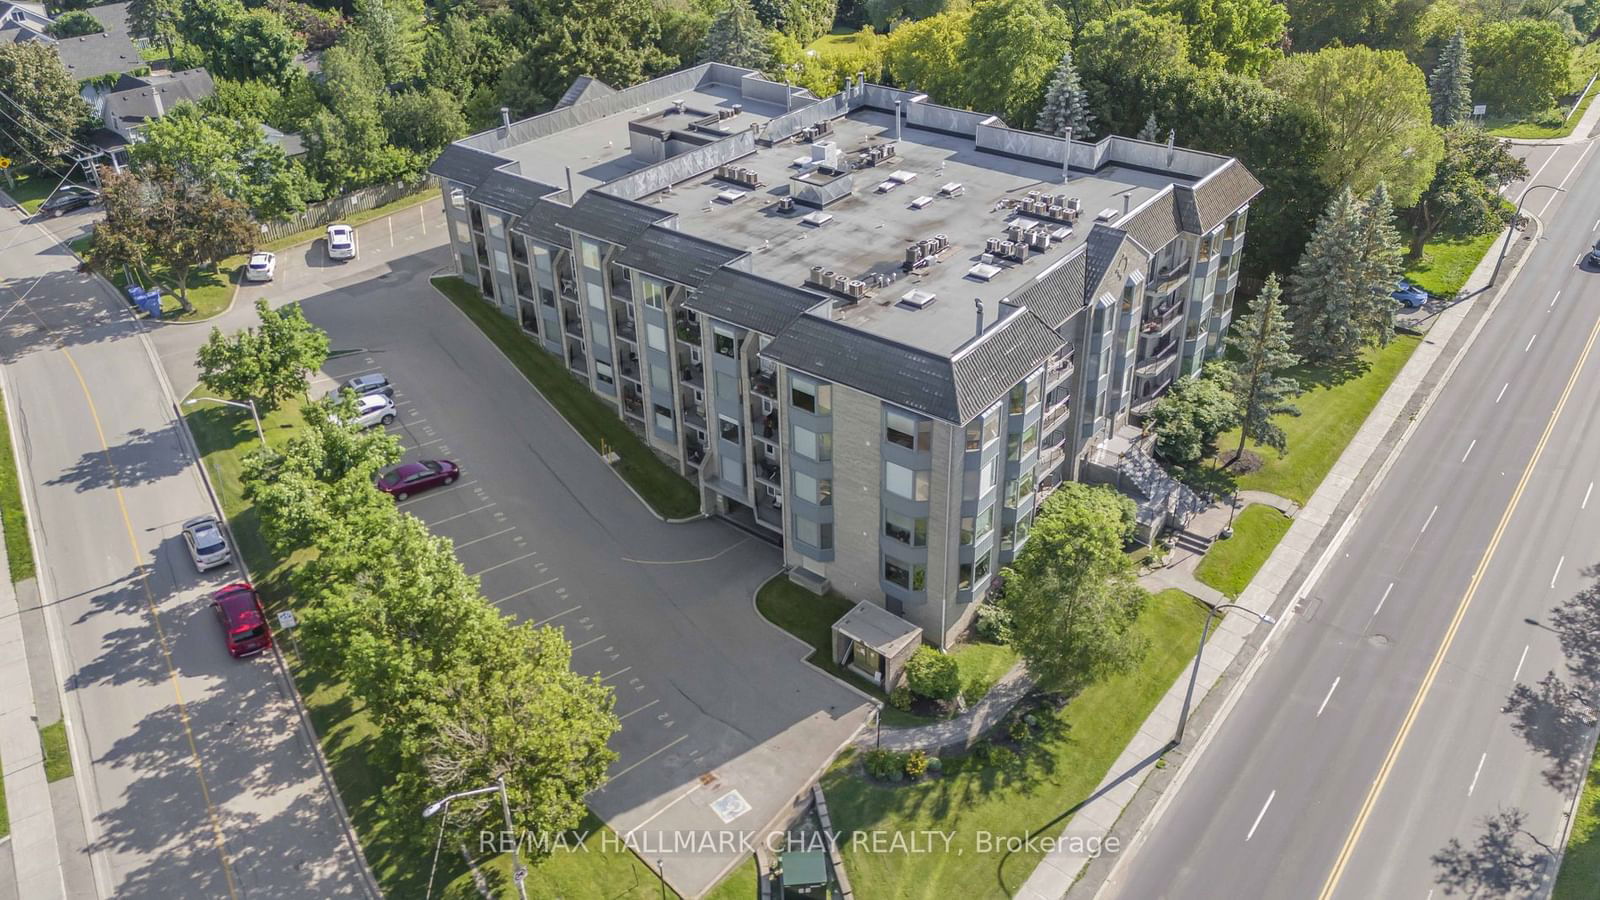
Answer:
[684,405,707,432]
[615,316,637,343]
[756,459,782,485]
[1044,397,1071,429]
[751,370,777,399]
[1154,259,1192,293]
[680,363,704,390]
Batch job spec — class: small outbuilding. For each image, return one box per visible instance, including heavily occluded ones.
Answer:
[831,600,921,691]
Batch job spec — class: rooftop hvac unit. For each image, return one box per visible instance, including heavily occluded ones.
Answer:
[1066,197,1081,211]
[715,164,730,180]
[1012,241,1030,261]
[900,289,938,309]
[808,265,827,286]
[777,196,795,213]
[812,140,838,160]
[1029,231,1050,250]
[939,182,964,197]
[998,240,1015,257]
[801,211,834,227]
[831,273,849,293]
[904,244,925,268]
[815,119,833,136]
[1007,224,1025,242]
[732,103,743,115]
[1027,190,1040,201]
[910,195,934,210]
[847,280,867,298]
[986,237,1001,255]
[933,233,949,251]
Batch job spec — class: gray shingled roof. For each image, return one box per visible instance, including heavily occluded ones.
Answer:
[685,268,825,336]
[1173,185,1202,233]
[52,27,140,81]
[471,169,560,216]
[1122,190,1182,254]
[507,198,572,250]
[428,143,509,188]
[1012,250,1086,330]
[1192,159,1264,232]
[951,310,1063,421]
[615,226,745,288]
[557,75,616,109]
[103,69,215,129]
[557,190,673,246]
[1083,228,1129,298]
[761,315,961,421]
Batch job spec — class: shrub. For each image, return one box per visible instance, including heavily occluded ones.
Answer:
[904,750,929,778]
[972,740,993,762]
[989,745,1018,768]
[889,685,913,711]
[926,755,943,774]
[864,748,902,779]
[976,601,1014,645]
[1008,716,1031,743]
[906,645,960,700]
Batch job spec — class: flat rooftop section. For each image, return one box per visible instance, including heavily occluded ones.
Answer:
[492,83,790,199]
[646,109,1188,355]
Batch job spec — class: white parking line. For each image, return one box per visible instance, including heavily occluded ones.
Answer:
[532,604,581,627]
[1495,382,1508,403]
[1419,505,1437,534]
[1245,790,1276,842]
[423,503,496,526]
[494,579,560,606]
[573,634,607,651]
[1525,334,1537,353]
[602,667,633,682]
[609,736,688,781]
[618,699,659,720]
[397,480,478,504]
[1585,482,1594,510]
[453,526,515,549]
[406,438,443,450]
[389,418,427,430]
[471,551,539,577]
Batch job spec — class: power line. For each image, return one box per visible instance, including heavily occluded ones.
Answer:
[0,87,100,159]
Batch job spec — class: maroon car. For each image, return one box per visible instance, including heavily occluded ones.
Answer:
[375,460,460,500]
[212,583,272,658]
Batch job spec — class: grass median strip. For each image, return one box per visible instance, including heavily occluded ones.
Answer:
[1554,749,1600,899]
[39,720,72,782]
[432,276,700,519]
[0,388,35,582]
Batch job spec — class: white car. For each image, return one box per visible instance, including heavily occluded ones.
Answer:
[333,394,397,429]
[243,251,276,282]
[181,515,231,571]
[326,224,357,260]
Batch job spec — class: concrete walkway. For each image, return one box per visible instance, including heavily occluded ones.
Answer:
[1505,80,1600,146]
[1014,215,1540,899]
[861,664,1034,753]
[1135,489,1299,606]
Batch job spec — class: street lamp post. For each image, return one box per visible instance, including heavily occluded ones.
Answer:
[1490,183,1564,285]
[186,396,265,447]
[1173,603,1276,745]
[423,778,529,900]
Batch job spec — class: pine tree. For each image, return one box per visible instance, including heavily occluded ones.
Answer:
[1430,29,1473,127]
[1225,274,1300,462]
[1037,51,1095,139]
[1354,183,1404,348]
[698,0,774,71]
[1288,188,1368,363]
[1137,112,1160,143]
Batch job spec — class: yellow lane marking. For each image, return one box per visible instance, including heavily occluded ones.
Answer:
[1318,309,1600,899]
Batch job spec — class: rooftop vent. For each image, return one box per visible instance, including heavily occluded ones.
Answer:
[909,195,934,210]
[939,182,964,197]
[888,170,917,184]
[1096,207,1121,222]
[875,180,898,194]
[716,189,747,203]
[900,289,938,309]
[967,263,1002,281]
[801,211,833,227]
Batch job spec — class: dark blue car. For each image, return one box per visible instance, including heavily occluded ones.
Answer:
[1392,279,1429,309]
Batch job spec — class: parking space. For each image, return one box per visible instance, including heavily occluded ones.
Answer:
[297,282,870,897]
[234,202,447,308]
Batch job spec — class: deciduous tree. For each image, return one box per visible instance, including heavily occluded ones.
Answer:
[181,0,305,85]
[1002,482,1148,694]
[1471,18,1571,117]
[1225,273,1299,460]
[197,299,331,410]
[131,104,321,221]
[128,0,180,61]
[498,0,672,115]
[47,10,102,37]
[959,0,1071,127]
[1148,363,1238,465]
[1149,0,1287,75]
[1406,126,1527,258]
[881,8,970,101]
[0,43,93,164]
[381,88,469,158]
[752,0,838,44]
[1075,8,1191,133]
[350,0,426,85]
[905,646,960,700]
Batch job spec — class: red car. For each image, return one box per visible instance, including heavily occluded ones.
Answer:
[375,460,460,500]
[212,583,273,658]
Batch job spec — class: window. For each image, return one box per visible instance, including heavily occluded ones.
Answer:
[974,506,993,543]
[487,213,505,239]
[884,509,927,547]
[646,323,667,352]
[653,404,674,431]
[884,461,929,501]
[793,515,834,550]
[595,361,614,386]
[719,416,741,444]
[1025,374,1041,410]
[979,457,998,497]
[714,327,737,358]
[493,248,510,276]
[650,364,671,396]
[958,562,972,590]
[984,410,1000,446]
[1021,424,1038,458]
[1008,431,1021,462]
[511,236,528,263]
[793,471,832,505]
[960,514,974,545]
[1009,383,1025,414]
[974,552,991,581]
[1008,468,1035,507]
[580,239,603,270]
[884,555,925,591]
[640,277,666,309]
[792,375,830,414]
[885,407,931,450]
[1000,522,1015,551]
[793,425,832,461]
[965,419,983,450]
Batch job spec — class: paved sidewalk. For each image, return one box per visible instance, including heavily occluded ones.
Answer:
[1013,216,1538,899]
[860,664,1034,753]
[0,542,65,900]
[1505,81,1600,146]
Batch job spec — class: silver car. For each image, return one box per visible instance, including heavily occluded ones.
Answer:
[326,372,393,400]
[181,516,231,572]
[332,394,397,429]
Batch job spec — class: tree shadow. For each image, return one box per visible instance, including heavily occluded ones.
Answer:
[1502,670,1595,795]
[1430,808,1551,897]
[45,423,193,493]
[1285,352,1372,391]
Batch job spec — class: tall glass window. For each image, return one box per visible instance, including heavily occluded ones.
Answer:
[791,375,831,414]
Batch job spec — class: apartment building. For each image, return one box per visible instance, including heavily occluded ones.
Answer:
[429,62,1261,655]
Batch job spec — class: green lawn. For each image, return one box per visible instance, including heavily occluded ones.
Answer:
[821,589,1209,898]
[808,28,880,61]
[1215,334,1421,505]
[0,768,8,839]
[69,234,237,321]
[185,392,693,896]
[0,388,35,582]
[1194,505,1293,598]
[433,276,701,519]
[955,641,1019,705]
[1403,229,1503,299]
[1486,44,1600,139]
[1555,747,1600,900]
[451,842,757,899]
[1,168,70,215]
[39,720,72,782]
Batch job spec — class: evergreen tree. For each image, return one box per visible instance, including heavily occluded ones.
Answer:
[1037,50,1095,139]
[1288,188,1367,362]
[1429,29,1473,127]
[1354,183,1404,348]
[1225,274,1299,462]
[698,0,774,70]
[1137,111,1161,142]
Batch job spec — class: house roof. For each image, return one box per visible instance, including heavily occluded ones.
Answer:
[1012,251,1086,330]
[104,69,214,128]
[1083,227,1129,298]
[951,310,1063,422]
[427,143,509,188]
[260,124,305,158]
[84,1,130,37]
[470,168,560,216]
[53,26,140,81]
[1191,158,1264,232]
[1121,189,1182,254]
[556,189,672,247]
[614,225,745,289]
[508,197,574,249]
[556,75,616,109]
[684,268,823,337]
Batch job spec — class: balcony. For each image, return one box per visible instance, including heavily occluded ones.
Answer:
[754,489,784,532]
[1043,396,1071,430]
[621,388,644,419]
[685,440,705,468]
[751,370,777,399]
[675,315,701,345]
[680,362,704,391]
[619,355,641,384]
[615,315,637,344]
[568,350,587,374]
[684,404,708,433]
[1038,438,1067,472]
[1142,299,1183,338]
[1153,259,1191,293]
[563,314,583,338]
[755,458,782,486]
[756,408,779,441]
[1137,336,1179,369]
[1046,351,1075,388]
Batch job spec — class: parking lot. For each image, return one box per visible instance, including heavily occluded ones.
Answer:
[275,263,870,897]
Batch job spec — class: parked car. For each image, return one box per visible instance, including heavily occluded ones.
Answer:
[332,394,397,429]
[1391,279,1429,309]
[375,460,460,500]
[243,251,276,282]
[326,223,357,260]
[180,515,231,572]
[326,372,393,401]
[211,583,272,658]
[39,185,98,217]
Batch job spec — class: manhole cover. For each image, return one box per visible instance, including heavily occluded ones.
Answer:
[1367,633,1392,647]
[711,790,750,824]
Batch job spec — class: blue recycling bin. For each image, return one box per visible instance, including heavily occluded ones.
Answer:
[137,289,162,317]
